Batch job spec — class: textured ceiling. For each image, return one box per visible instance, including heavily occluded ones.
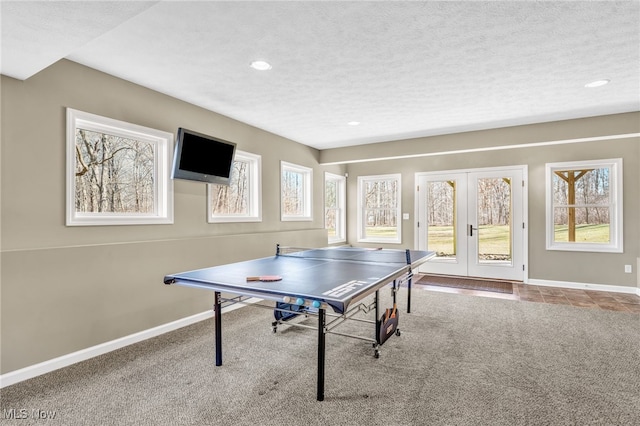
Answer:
[2,1,639,150]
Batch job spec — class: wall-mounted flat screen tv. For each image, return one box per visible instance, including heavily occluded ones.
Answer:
[171,128,236,185]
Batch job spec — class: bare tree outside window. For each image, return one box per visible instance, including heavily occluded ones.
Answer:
[66,108,173,226]
[364,179,398,238]
[75,129,155,214]
[427,180,456,257]
[281,162,312,221]
[552,167,611,243]
[545,159,622,253]
[476,177,512,261]
[208,150,261,223]
[211,160,249,215]
[325,179,338,237]
[358,174,401,243]
[325,172,346,243]
[282,170,304,216]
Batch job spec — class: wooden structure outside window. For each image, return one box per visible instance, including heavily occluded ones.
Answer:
[553,169,593,242]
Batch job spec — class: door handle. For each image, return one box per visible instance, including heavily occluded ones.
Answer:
[468,224,478,237]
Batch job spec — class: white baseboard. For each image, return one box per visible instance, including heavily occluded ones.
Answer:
[0,299,260,389]
[527,278,640,296]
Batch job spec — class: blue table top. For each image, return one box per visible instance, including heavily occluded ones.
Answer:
[164,247,433,313]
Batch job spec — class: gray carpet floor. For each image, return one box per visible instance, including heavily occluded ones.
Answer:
[2,289,639,425]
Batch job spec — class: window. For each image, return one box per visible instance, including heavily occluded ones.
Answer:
[325,172,346,243]
[281,161,313,221]
[358,174,401,243]
[208,150,262,223]
[66,108,173,226]
[546,158,623,252]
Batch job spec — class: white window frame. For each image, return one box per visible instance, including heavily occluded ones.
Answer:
[545,158,623,253]
[66,108,173,226]
[207,150,262,223]
[357,173,402,244]
[324,172,346,244]
[281,161,313,221]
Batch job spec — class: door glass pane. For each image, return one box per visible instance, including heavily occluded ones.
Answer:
[476,177,512,264]
[427,180,456,259]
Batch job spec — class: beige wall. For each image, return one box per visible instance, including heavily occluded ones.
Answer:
[1,58,637,375]
[320,113,639,165]
[338,118,639,288]
[0,60,338,373]
[1,60,338,251]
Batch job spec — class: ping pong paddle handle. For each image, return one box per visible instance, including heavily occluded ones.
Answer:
[246,275,282,282]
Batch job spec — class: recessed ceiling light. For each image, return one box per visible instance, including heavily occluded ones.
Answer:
[347,121,360,126]
[250,60,272,71]
[585,79,610,88]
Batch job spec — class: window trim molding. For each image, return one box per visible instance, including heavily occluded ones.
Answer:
[357,173,402,244]
[207,150,262,223]
[545,158,623,253]
[324,172,346,244]
[66,108,173,226]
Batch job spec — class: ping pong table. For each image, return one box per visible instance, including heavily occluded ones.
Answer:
[164,245,434,401]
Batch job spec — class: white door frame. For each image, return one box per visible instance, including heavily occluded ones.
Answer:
[415,165,528,281]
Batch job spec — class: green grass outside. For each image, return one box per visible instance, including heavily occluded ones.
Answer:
[368,223,609,253]
[553,223,610,243]
[427,223,610,256]
[427,225,511,256]
[427,225,456,256]
[365,227,398,238]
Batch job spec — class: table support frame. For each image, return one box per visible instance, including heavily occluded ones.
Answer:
[317,308,326,401]
[180,248,432,401]
[214,291,222,366]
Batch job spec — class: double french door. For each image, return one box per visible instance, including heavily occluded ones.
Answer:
[417,166,526,281]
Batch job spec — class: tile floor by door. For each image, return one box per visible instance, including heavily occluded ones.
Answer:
[414,276,640,314]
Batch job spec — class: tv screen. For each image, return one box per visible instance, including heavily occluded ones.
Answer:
[171,128,236,185]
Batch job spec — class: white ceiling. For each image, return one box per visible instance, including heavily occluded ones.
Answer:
[2,1,639,150]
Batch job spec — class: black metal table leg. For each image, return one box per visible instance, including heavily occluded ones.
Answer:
[392,279,398,305]
[317,308,326,401]
[407,274,412,313]
[405,249,413,314]
[214,291,222,366]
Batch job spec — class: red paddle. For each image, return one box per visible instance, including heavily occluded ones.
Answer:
[246,275,282,282]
